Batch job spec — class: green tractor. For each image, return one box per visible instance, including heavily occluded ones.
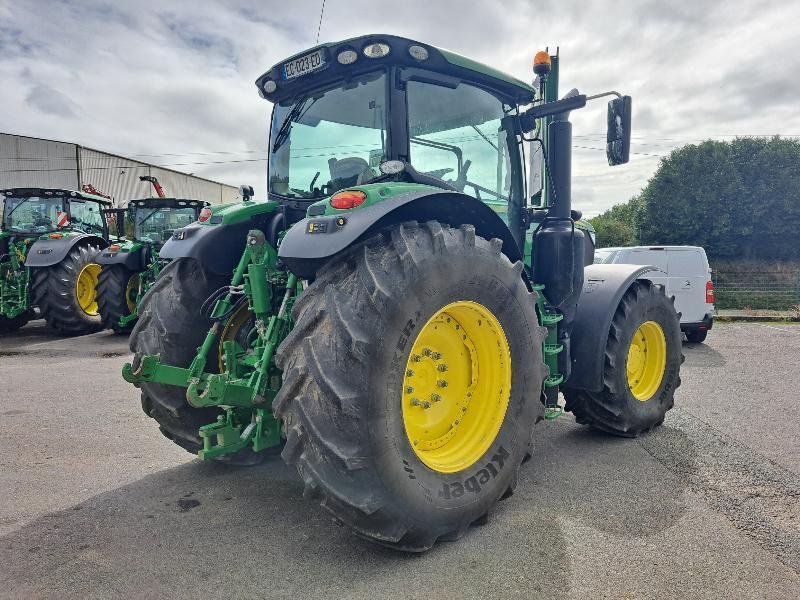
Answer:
[96,195,209,334]
[1,188,113,335]
[123,36,682,551]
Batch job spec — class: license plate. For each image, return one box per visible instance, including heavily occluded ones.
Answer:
[282,49,326,80]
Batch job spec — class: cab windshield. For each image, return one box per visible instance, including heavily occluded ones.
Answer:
[268,71,388,200]
[129,206,200,243]
[2,196,64,234]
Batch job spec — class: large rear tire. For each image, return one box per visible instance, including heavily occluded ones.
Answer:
[563,280,682,437]
[97,264,138,334]
[31,242,103,335]
[274,222,547,552]
[130,258,263,465]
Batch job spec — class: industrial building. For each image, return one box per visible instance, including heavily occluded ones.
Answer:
[0,133,241,205]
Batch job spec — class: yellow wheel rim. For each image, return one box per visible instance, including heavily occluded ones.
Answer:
[402,301,511,474]
[125,273,140,314]
[218,302,254,371]
[76,263,101,316]
[626,320,667,401]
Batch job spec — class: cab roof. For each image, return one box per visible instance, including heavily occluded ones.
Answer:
[256,34,536,106]
[0,188,113,205]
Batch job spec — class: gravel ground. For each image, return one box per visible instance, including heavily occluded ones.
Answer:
[0,321,798,599]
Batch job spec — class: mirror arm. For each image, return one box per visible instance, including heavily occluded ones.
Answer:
[586,90,622,101]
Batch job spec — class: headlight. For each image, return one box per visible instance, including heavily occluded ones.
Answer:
[263,79,277,93]
[363,43,390,58]
[337,49,358,65]
[408,45,429,61]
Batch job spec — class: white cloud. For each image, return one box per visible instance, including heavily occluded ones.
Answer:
[1,0,798,210]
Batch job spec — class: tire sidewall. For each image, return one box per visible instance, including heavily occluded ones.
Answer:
[368,246,542,527]
[608,289,681,423]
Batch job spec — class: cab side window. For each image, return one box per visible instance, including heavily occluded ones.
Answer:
[69,201,104,234]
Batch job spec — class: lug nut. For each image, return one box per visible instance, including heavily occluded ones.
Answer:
[437,380,448,388]
[405,386,414,394]
[437,364,448,372]
[411,354,422,362]
[432,352,442,360]
[422,348,432,357]
[431,393,441,402]
[406,369,415,377]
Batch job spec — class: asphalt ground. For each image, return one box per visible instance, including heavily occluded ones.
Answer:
[0,321,798,599]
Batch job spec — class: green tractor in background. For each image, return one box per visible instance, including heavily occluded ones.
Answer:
[1,188,113,334]
[123,36,682,551]
[96,183,209,334]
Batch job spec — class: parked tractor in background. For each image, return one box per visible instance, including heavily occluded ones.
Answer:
[1,188,113,334]
[96,177,209,333]
[123,36,682,551]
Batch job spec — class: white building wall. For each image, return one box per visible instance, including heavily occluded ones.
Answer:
[0,133,79,189]
[1,134,239,205]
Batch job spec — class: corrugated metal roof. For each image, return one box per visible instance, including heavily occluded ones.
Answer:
[1,133,240,206]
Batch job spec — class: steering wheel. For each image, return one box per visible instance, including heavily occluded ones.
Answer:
[446,159,472,192]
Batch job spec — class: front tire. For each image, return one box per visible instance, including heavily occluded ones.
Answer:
[563,280,682,437]
[97,265,138,334]
[0,310,34,333]
[31,242,103,335]
[274,222,547,552]
[130,258,262,465]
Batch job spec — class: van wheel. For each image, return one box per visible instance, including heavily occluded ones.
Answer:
[685,329,707,343]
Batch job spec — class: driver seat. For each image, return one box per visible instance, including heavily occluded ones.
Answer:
[328,157,375,188]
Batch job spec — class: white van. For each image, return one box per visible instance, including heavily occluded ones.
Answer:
[594,245,715,343]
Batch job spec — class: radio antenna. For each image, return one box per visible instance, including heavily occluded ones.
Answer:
[315,0,327,44]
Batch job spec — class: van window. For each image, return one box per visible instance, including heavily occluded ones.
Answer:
[594,250,619,264]
[628,249,667,271]
[668,250,706,277]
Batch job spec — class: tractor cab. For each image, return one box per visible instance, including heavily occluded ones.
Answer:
[1,188,111,239]
[109,198,209,248]
[257,35,536,229]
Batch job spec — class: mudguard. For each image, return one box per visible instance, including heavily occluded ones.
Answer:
[96,246,146,270]
[279,190,521,279]
[24,234,107,268]
[563,263,657,392]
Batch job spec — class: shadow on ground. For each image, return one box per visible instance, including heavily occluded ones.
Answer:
[0,422,695,599]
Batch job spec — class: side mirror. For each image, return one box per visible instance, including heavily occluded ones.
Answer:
[239,185,255,202]
[606,96,632,165]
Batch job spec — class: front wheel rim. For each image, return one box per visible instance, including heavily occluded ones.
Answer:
[402,300,512,474]
[626,320,667,401]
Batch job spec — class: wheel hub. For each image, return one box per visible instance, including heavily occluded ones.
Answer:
[402,301,511,474]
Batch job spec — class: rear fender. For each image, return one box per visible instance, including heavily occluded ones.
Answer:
[24,234,107,268]
[563,264,657,392]
[278,190,521,279]
[96,246,146,270]
[160,210,282,276]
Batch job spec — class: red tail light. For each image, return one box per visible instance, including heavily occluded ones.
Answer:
[330,190,367,210]
[108,244,120,252]
[48,233,63,240]
[705,280,715,304]
[198,207,212,222]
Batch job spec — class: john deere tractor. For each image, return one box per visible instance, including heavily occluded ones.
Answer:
[1,188,113,335]
[96,196,208,333]
[123,36,682,551]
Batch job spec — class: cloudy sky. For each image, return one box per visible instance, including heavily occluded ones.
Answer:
[2,0,798,216]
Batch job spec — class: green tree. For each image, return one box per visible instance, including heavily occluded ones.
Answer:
[636,137,800,260]
[589,195,643,247]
